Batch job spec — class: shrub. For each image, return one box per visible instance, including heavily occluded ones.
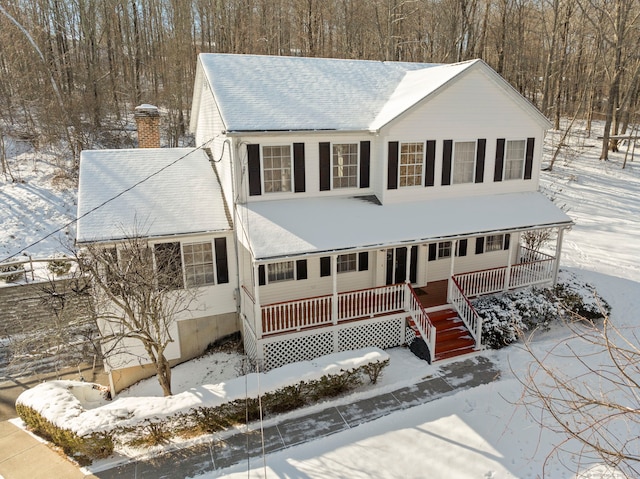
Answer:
[16,404,113,465]
[47,258,72,277]
[0,264,24,283]
[125,420,172,448]
[473,271,610,350]
[360,359,390,385]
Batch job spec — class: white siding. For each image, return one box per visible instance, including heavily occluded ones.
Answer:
[421,233,521,283]
[234,132,377,204]
[378,68,545,204]
[149,232,237,320]
[258,254,375,304]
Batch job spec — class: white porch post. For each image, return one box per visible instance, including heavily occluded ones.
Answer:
[447,240,457,303]
[553,227,565,284]
[405,247,411,283]
[503,234,514,291]
[253,263,263,340]
[332,254,338,325]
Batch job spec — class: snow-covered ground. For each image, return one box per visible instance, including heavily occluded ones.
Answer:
[3,121,640,478]
[0,138,76,261]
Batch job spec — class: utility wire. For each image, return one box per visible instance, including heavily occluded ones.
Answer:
[1,137,217,263]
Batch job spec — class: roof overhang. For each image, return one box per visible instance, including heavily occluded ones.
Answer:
[237,191,572,262]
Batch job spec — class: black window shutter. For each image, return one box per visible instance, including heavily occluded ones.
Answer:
[442,140,453,186]
[247,144,261,196]
[409,245,418,283]
[475,138,486,183]
[425,140,436,187]
[360,141,370,188]
[524,137,535,179]
[475,237,485,255]
[504,233,511,250]
[293,143,306,193]
[258,265,266,286]
[214,237,229,284]
[387,141,399,189]
[320,256,331,277]
[319,142,331,191]
[494,138,505,182]
[296,259,308,280]
[358,251,369,271]
[428,243,437,261]
[457,239,468,257]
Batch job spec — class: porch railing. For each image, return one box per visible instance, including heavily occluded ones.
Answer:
[407,284,437,361]
[261,283,406,336]
[449,277,482,346]
[453,247,556,298]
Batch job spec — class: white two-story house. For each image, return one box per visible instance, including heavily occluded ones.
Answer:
[77,54,572,392]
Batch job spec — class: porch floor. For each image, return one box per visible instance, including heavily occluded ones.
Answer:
[412,280,448,309]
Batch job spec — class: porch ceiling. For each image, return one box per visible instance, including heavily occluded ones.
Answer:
[238,191,572,261]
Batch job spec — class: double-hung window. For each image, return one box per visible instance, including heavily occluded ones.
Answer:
[183,242,215,287]
[337,253,357,273]
[267,261,295,283]
[154,238,229,289]
[263,145,292,193]
[452,141,476,184]
[486,234,505,252]
[332,144,358,188]
[399,142,424,187]
[504,140,526,180]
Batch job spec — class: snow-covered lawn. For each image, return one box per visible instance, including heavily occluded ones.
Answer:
[4,120,640,477]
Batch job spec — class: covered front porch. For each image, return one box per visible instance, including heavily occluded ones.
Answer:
[240,242,563,368]
[236,191,573,369]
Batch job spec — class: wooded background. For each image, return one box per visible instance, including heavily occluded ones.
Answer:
[1,0,639,163]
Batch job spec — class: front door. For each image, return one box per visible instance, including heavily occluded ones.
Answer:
[385,246,418,285]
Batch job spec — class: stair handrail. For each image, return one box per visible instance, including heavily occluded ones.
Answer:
[406,284,437,363]
[449,277,482,347]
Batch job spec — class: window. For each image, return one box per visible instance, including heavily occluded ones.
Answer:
[332,144,358,188]
[183,242,215,287]
[154,242,184,289]
[399,142,424,187]
[428,241,453,261]
[476,234,510,254]
[337,253,357,273]
[438,241,452,259]
[486,234,505,252]
[267,261,295,283]
[263,145,291,193]
[504,140,526,180]
[452,141,476,184]
[154,239,229,289]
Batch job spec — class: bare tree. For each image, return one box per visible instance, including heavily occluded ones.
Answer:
[78,235,197,396]
[517,312,640,477]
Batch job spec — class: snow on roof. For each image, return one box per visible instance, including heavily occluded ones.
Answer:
[198,53,465,132]
[76,148,231,244]
[238,192,572,260]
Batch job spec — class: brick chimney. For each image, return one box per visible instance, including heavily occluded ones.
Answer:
[134,104,160,148]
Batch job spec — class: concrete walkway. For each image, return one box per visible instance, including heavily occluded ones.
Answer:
[90,355,500,479]
[0,421,99,479]
[0,355,499,478]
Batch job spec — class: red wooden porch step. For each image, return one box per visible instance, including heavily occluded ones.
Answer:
[431,308,476,361]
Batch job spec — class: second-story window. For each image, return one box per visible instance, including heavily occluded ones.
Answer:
[452,141,476,184]
[332,144,358,188]
[263,145,291,193]
[504,140,526,180]
[399,142,424,187]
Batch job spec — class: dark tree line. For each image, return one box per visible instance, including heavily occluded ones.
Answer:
[1,0,640,163]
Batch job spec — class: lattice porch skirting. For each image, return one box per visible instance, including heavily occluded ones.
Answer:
[242,314,405,371]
